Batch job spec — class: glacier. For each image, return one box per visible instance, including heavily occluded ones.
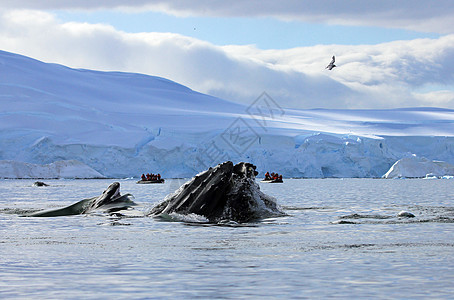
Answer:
[383,155,454,179]
[1,50,454,179]
[0,160,105,179]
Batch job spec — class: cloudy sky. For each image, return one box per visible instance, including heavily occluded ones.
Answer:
[1,1,454,109]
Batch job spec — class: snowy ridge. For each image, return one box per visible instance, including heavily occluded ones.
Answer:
[1,50,454,178]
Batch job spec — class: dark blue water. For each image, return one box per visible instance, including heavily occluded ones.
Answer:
[1,178,453,299]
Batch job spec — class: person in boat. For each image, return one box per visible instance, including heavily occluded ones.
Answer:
[157,174,161,180]
[141,174,146,181]
[279,175,282,181]
[265,172,271,181]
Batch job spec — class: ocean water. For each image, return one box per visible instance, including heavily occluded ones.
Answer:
[1,178,453,299]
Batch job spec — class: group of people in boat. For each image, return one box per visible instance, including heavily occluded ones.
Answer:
[141,172,162,182]
[264,172,283,181]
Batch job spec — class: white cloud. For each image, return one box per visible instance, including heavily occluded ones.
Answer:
[1,9,454,109]
[413,90,454,107]
[3,0,454,34]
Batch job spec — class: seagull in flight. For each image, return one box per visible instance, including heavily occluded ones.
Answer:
[325,55,336,70]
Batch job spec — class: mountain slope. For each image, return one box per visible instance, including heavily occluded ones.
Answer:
[0,50,245,147]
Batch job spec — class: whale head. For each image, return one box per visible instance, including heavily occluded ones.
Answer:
[84,182,135,213]
[149,161,285,223]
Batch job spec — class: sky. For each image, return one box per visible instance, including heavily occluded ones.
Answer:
[1,1,454,109]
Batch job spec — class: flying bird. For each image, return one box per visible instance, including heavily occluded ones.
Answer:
[325,55,336,70]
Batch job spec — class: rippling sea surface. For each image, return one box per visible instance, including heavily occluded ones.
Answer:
[1,178,453,299]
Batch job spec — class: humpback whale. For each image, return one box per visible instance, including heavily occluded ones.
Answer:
[23,162,284,223]
[25,182,136,217]
[148,161,285,223]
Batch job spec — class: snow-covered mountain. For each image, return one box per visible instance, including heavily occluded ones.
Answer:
[1,50,454,178]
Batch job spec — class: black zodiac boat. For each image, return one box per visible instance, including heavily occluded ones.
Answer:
[136,179,165,184]
[260,178,283,183]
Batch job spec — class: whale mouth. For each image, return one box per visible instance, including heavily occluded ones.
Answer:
[111,186,121,200]
[101,182,121,203]
[148,161,285,223]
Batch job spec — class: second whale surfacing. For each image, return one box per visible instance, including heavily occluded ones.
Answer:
[25,182,136,217]
[148,161,285,223]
